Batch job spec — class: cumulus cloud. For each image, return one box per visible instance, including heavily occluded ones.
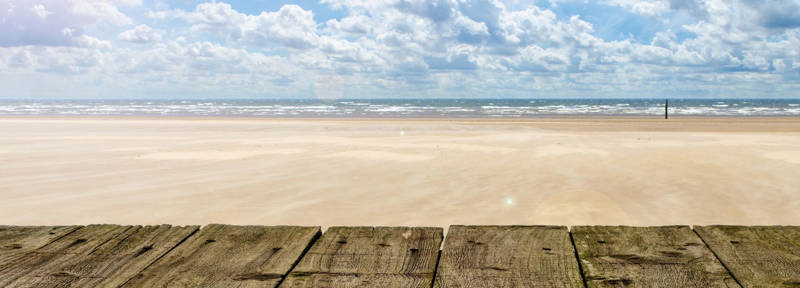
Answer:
[616,0,669,16]
[118,24,162,44]
[325,15,372,34]
[160,2,320,49]
[30,4,53,19]
[1,0,800,98]
[0,0,137,47]
[72,34,112,49]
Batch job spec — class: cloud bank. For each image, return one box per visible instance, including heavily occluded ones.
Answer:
[0,0,799,98]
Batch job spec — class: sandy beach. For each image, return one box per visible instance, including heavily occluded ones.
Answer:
[1,117,799,227]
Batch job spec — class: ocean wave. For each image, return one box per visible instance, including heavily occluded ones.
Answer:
[1,99,798,117]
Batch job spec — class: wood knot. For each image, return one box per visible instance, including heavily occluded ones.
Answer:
[658,250,683,257]
[233,273,282,281]
[135,245,153,257]
[603,279,633,285]
[69,239,88,247]
[609,254,651,264]
[50,271,77,278]
[5,244,22,249]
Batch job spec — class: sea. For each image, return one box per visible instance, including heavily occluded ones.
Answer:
[0,99,798,118]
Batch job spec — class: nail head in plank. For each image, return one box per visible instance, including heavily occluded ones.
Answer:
[1,224,197,288]
[124,224,320,288]
[433,225,583,288]
[281,226,443,288]
[572,225,738,287]
[695,225,800,287]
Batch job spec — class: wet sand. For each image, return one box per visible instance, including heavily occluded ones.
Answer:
[1,117,799,227]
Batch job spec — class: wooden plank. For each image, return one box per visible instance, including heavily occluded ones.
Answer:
[0,224,131,286]
[695,225,800,287]
[124,224,320,288]
[433,225,584,288]
[572,225,738,287]
[0,224,197,288]
[0,226,81,262]
[280,226,443,288]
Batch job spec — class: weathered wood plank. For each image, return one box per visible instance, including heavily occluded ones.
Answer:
[280,226,443,288]
[0,224,131,286]
[695,225,800,287]
[572,225,738,287]
[124,224,320,288]
[0,226,80,262]
[433,225,583,288]
[0,224,197,288]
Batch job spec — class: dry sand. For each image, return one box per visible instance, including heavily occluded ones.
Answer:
[1,117,799,227]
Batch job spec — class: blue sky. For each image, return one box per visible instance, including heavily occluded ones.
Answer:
[1,0,799,99]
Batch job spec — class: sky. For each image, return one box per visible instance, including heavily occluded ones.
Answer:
[1,0,799,99]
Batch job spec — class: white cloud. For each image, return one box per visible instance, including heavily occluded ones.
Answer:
[164,2,320,49]
[72,34,112,49]
[326,14,372,34]
[31,4,53,19]
[128,0,800,96]
[605,0,669,16]
[7,49,35,68]
[0,0,137,47]
[2,0,800,98]
[68,0,134,26]
[118,24,162,44]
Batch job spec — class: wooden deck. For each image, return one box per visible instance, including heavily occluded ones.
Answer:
[1,225,799,287]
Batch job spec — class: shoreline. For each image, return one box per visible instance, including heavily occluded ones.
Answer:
[3,115,799,132]
[2,114,799,120]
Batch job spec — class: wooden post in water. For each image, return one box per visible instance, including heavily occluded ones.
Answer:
[665,98,669,119]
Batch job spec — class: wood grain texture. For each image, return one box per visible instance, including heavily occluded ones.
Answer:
[0,226,80,263]
[0,224,131,286]
[0,224,197,288]
[572,226,738,287]
[124,224,320,288]
[280,226,443,288]
[695,226,800,287]
[433,225,584,288]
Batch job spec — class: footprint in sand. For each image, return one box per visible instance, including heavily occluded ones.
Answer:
[531,189,630,225]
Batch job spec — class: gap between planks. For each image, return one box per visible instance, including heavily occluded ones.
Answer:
[691,228,744,288]
[6,225,798,288]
